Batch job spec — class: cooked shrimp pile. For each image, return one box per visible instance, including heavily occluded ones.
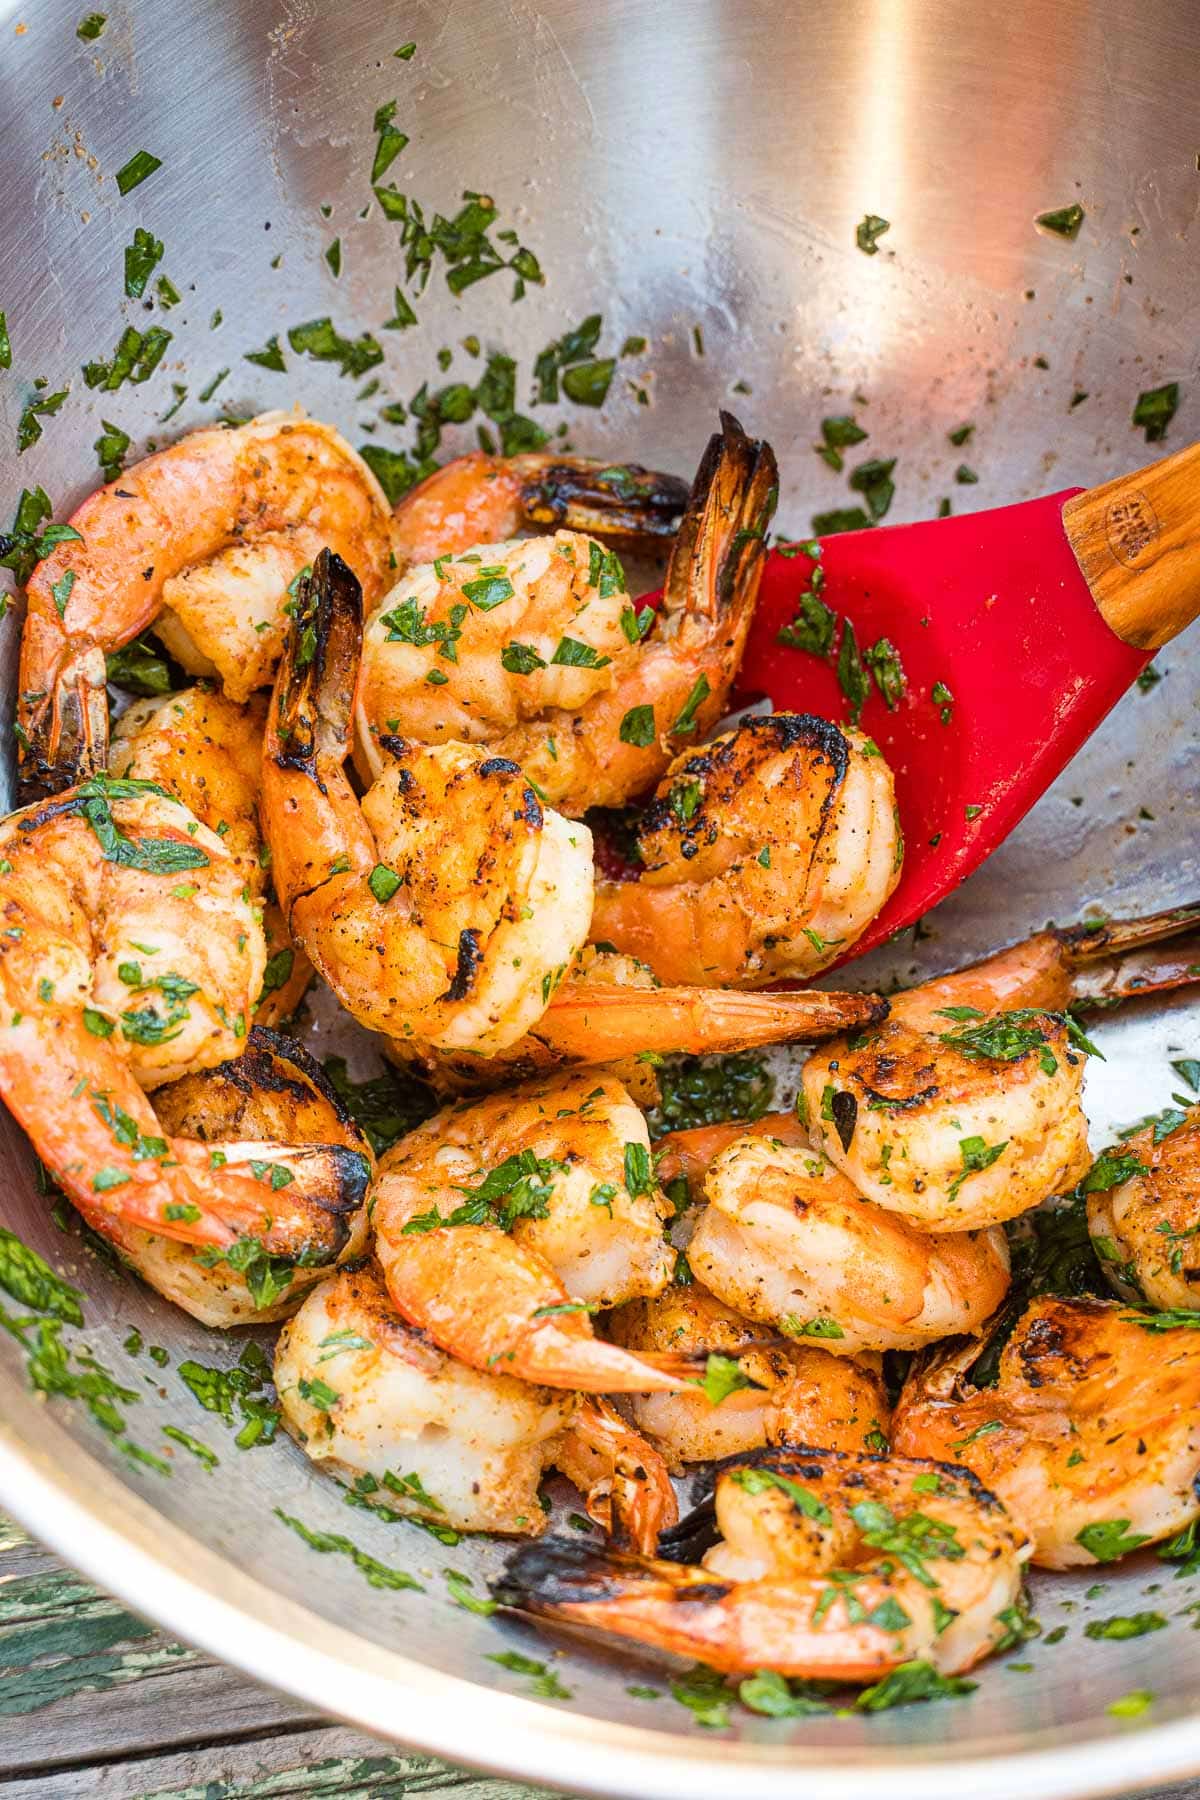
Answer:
[4,402,1200,1713]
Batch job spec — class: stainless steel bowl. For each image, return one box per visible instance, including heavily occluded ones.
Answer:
[3,2,1200,1794]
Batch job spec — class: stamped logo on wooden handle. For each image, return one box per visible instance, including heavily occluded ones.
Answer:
[1105,491,1160,567]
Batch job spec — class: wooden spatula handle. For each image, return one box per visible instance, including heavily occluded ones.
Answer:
[1062,440,1200,648]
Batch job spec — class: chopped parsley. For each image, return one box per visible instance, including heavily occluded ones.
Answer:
[730,1466,831,1522]
[275,1509,424,1592]
[443,1568,497,1616]
[83,324,172,391]
[1075,1519,1152,1563]
[501,642,546,675]
[321,1055,435,1155]
[837,617,870,723]
[781,1314,845,1341]
[0,1226,84,1324]
[94,418,132,484]
[863,636,906,708]
[287,317,383,380]
[17,387,69,455]
[816,414,868,473]
[693,1353,756,1408]
[1132,382,1179,444]
[161,1425,218,1471]
[402,1149,561,1235]
[368,863,401,904]
[1080,1148,1144,1193]
[647,1052,773,1137]
[947,1135,1007,1204]
[1084,1612,1165,1641]
[178,1346,280,1448]
[670,674,710,737]
[0,486,83,586]
[855,214,891,255]
[550,635,610,668]
[487,1650,572,1701]
[856,1660,976,1710]
[123,228,164,299]
[245,334,287,372]
[1035,203,1085,240]
[618,704,656,747]
[1107,1690,1154,1717]
[848,456,896,521]
[114,150,162,196]
[778,586,838,657]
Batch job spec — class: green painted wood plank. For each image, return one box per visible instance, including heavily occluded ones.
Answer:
[0,1723,560,1799]
[1,1518,1190,1800]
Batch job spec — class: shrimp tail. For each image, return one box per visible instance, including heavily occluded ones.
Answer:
[537,984,886,1062]
[493,1536,714,1638]
[16,631,109,802]
[653,1110,809,1186]
[168,1139,371,1249]
[1058,898,1200,963]
[1060,900,1200,1008]
[555,1396,679,1553]
[517,459,690,543]
[663,411,778,674]
[518,1327,700,1395]
[271,547,363,774]
[265,548,376,920]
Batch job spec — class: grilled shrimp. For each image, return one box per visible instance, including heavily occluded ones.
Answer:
[0,775,368,1264]
[277,1263,575,1536]
[590,714,902,987]
[802,901,1200,1232]
[110,683,310,1025]
[357,413,778,815]
[390,450,689,567]
[277,1263,676,1548]
[687,1133,1010,1355]
[18,411,397,797]
[262,550,594,1056]
[401,945,889,1097]
[371,1070,699,1395]
[892,1295,1200,1567]
[1088,1108,1200,1310]
[118,1027,370,1326]
[497,1447,1029,1680]
[610,1277,891,1469]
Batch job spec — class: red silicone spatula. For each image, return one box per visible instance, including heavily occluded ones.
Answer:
[729,440,1200,962]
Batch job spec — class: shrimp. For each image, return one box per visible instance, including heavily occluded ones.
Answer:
[391,946,888,1098]
[262,549,594,1056]
[18,410,397,796]
[0,775,369,1264]
[390,450,690,567]
[801,900,1200,1232]
[110,686,267,891]
[371,1069,699,1394]
[590,714,902,987]
[276,1264,676,1549]
[496,1447,1029,1680]
[610,1277,891,1469]
[551,1395,679,1552]
[892,1296,1200,1568]
[114,1027,371,1326]
[109,684,312,1025]
[685,1133,1009,1355]
[356,412,778,815]
[1087,1108,1200,1309]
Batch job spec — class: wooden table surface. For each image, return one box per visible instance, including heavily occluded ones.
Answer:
[3,1512,1198,1800]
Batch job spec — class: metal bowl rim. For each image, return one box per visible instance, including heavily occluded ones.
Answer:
[4,1397,1199,1800]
